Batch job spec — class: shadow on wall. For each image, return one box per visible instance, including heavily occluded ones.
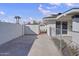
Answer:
[24,26,37,35]
[0,26,38,56]
[24,25,39,35]
[0,22,23,45]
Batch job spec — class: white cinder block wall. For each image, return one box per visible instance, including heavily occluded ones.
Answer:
[24,25,40,35]
[0,22,23,45]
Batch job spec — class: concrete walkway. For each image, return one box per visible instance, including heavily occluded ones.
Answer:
[28,34,62,56]
[0,34,62,56]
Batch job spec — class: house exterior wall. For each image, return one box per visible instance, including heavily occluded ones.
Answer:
[46,16,72,37]
[58,15,72,36]
[72,18,79,32]
[72,32,79,45]
[56,15,79,48]
[72,18,79,45]
[46,15,73,45]
[47,20,56,37]
[0,22,23,45]
[24,25,40,35]
[57,15,79,46]
[45,9,79,48]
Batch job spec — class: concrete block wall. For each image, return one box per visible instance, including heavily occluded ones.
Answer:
[0,22,23,45]
[24,25,40,35]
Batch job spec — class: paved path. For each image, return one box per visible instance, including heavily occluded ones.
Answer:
[0,34,62,56]
[0,35,37,56]
[28,34,62,56]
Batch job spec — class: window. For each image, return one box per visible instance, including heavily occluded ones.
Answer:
[62,22,67,34]
[72,15,79,32]
[56,21,67,34]
[72,15,79,18]
[56,21,61,34]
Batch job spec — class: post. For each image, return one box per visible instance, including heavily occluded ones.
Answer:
[22,22,24,40]
[60,21,62,52]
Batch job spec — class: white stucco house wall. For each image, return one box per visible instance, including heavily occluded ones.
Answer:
[43,8,79,47]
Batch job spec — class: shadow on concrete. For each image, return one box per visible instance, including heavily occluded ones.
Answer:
[51,37,71,56]
[0,26,38,56]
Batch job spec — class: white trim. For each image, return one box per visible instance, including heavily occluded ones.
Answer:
[57,9,79,19]
[44,8,79,21]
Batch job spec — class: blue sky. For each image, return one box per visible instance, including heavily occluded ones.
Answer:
[0,3,79,23]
